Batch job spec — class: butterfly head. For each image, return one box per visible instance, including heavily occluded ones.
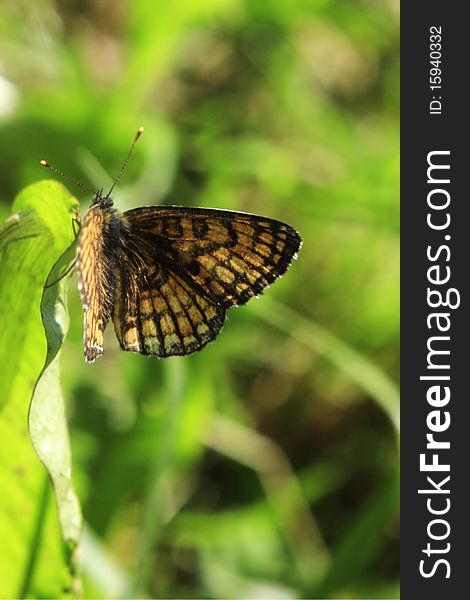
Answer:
[91,189,114,209]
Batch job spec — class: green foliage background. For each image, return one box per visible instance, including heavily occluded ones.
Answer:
[0,1,399,598]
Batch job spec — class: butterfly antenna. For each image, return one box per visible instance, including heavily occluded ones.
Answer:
[106,126,144,198]
[40,160,96,195]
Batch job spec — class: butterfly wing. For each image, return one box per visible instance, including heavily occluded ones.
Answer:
[123,206,302,309]
[111,232,226,357]
[80,204,301,360]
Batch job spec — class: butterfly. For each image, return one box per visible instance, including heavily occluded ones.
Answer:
[42,128,302,363]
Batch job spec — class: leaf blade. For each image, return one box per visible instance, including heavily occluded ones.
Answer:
[0,180,82,598]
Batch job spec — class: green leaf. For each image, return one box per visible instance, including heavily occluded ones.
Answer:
[0,180,82,598]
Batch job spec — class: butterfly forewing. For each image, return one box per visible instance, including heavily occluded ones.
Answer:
[77,203,301,362]
[124,206,302,307]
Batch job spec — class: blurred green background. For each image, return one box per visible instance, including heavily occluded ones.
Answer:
[0,0,399,598]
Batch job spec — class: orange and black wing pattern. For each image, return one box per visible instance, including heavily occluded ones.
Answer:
[77,204,301,362]
[111,252,226,357]
[124,206,302,308]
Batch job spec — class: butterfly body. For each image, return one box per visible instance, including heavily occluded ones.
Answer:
[77,191,302,363]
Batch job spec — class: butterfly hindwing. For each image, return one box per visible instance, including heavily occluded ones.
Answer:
[111,240,226,358]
